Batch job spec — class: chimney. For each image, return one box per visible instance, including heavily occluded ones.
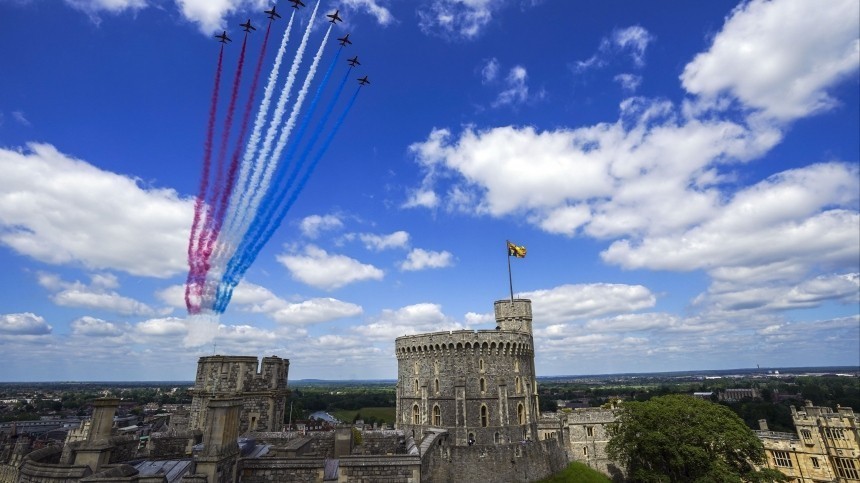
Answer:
[758,419,769,431]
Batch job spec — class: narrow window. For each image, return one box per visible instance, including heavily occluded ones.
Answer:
[481,405,488,427]
[414,379,419,393]
[434,378,440,394]
[518,403,525,425]
[480,377,486,392]
[494,432,500,444]
[515,376,521,394]
[514,359,519,372]
[583,446,588,456]
[772,450,792,468]
[433,405,441,426]
[412,404,420,425]
[801,429,812,439]
[586,426,594,437]
[811,457,819,469]
[479,359,484,371]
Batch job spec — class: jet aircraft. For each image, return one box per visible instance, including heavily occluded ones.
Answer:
[215,31,232,43]
[240,19,256,32]
[289,0,306,8]
[337,34,352,46]
[347,56,360,67]
[327,10,343,23]
[358,76,370,85]
[264,5,281,19]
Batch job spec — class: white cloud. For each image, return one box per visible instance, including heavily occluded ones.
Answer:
[417,0,504,39]
[300,214,344,238]
[520,283,657,324]
[0,144,191,278]
[70,316,124,336]
[276,245,384,290]
[356,231,411,251]
[614,73,642,92]
[681,0,860,121]
[173,0,268,34]
[403,188,439,209]
[352,303,462,341]
[11,111,31,127]
[575,25,655,72]
[0,313,52,335]
[136,317,187,336]
[39,273,164,317]
[492,66,533,107]
[342,0,395,26]
[399,248,454,271]
[481,58,499,83]
[63,0,147,24]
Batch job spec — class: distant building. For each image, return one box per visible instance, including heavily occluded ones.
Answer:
[720,388,760,402]
[757,401,860,482]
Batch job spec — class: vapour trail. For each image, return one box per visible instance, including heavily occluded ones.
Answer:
[185,44,224,314]
[237,0,320,241]
[237,45,344,277]
[198,22,273,311]
[199,32,248,268]
[216,87,361,312]
[220,12,296,250]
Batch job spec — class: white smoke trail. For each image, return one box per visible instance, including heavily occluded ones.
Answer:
[268,25,333,176]
[226,1,321,258]
[203,12,297,311]
[184,311,220,348]
[217,12,296,264]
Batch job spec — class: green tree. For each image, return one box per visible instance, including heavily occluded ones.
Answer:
[607,395,789,482]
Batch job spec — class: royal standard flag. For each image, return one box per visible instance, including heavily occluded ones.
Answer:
[507,241,527,258]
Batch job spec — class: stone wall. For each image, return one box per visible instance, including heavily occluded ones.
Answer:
[562,407,622,478]
[148,431,199,459]
[421,438,567,483]
[338,455,421,482]
[395,299,541,447]
[238,457,325,483]
[352,431,407,456]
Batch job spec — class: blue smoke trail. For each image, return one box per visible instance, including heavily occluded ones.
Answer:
[216,86,361,312]
[215,49,344,312]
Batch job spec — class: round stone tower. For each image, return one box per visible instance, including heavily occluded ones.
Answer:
[395,299,540,446]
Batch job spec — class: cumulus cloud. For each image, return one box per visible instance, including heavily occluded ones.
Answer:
[300,214,344,238]
[520,283,657,325]
[342,0,395,26]
[0,144,191,278]
[356,231,410,251]
[0,313,52,335]
[681,0,860,121]
[417,0,505,39]
[614,73,642,92]
[70,316,124,336]
[276,245,384,290]
[352,303,462,341]
[399,248,454,271]
[39,272,165,317]
[575,25,655,72]
[173,0,272,34]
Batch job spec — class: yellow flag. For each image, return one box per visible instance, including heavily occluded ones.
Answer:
[507,241,527,258]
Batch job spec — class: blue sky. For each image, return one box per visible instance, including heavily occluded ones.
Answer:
[0,0,857,381]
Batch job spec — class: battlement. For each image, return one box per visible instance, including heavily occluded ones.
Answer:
[193,355,289,394]
[395,330,533,359]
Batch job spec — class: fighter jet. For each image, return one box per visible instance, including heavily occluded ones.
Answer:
[289,0,306,8]
[358,76,370,85]
[264,5,282,19]
[327,10,343,23]
[337,34,352,46]
[240,19,256,32]
[347,56,360,67]
[215,31,232,43]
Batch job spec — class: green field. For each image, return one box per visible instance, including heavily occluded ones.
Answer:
[537,462,611,483]
[330,407,396,425]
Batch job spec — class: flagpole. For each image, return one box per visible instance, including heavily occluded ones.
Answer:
[507,240,514,302]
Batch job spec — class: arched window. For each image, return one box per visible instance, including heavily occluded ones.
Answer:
[434,378,440,394]
[514,359,519,372]
[479,358,484,371]
[412,404,420,425]
[518,403,525,425]
[583,446,588,456]
[480,377,486,392]
[515,376,521,394]
[414,379,419,393]
[481,405,489,427]
[433,405,441,426]
[494,432,500,444]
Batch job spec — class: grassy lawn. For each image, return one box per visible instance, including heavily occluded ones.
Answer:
[330,407,396,425]
[536,462,612,483]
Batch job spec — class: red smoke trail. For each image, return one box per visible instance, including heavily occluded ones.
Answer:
[197,33,250,286]
[185,45,224,314]
[203,23,272,269]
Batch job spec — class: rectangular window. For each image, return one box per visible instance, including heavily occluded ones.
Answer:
[810,457,819,469]
[825,427,845,439]
[834,457,859,479]
[586,426,594,437]
[772,450,792,468]
[583,446,588,456]
[800,429,812,440]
